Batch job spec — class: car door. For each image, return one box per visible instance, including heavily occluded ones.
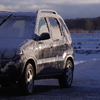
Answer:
[36,17,54,75]
[47,18,65,72]
[58,18,73,56]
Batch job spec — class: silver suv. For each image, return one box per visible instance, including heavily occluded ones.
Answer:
[0,9,74,95]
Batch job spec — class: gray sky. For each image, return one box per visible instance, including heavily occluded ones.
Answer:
[0,0,100,19]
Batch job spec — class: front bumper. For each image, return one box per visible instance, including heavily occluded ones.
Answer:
[0,56,23,82]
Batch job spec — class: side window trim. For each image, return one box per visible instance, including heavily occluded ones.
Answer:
[45,17,50,33]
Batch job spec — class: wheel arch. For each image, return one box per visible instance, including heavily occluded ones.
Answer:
[25,59,36,77]
[66,57,74,71]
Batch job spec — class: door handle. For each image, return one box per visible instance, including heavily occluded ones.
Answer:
[38,42,43,44]
[64,43,68,46]
[50,44,53,49]
[50,46,53,48]
[54,39,59,42]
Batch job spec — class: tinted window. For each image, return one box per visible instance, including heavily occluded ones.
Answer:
[59,19,72,42]
[49,18,59,27]
[38,18,49,35]
[59,19,69,34]
[49,18,61,40]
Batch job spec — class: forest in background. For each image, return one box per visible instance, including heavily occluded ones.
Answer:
[65,17,100,33]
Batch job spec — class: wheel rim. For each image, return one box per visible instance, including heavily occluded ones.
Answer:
[27,68,34,93]
[66,64,73,85]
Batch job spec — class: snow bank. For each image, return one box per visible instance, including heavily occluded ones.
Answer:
[72,33,100,86]
[73,59,100,86]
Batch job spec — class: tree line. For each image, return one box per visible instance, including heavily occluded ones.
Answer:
[65,17,100,33]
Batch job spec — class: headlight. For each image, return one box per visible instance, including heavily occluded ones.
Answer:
[16,49,24,56]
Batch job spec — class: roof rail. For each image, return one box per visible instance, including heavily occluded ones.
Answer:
[37,9,57,14]
[0,10,14,12]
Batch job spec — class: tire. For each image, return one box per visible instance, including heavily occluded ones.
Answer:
[58,60,73,88]
[18,63,34,95]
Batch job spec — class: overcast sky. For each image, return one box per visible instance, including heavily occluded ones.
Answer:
[0,0,100,19]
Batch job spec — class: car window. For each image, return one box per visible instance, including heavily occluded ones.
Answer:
[59,19,69,35]
[59,19,72,43]
[48,18,61,40]
[38,18,49,36]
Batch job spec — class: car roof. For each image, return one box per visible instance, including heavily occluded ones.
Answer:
[0,9,62,19]
[0,11,37,17]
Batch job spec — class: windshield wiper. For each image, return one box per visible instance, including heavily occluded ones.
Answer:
[0,14,12,26]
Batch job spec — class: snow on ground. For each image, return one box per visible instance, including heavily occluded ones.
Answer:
[72,33,100,87]
[73,54,100,86]
[74,53,100,65]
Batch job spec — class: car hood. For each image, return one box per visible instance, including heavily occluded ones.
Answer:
[0,39,27,59]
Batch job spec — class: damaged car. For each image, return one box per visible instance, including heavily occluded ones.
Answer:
[0,9,74,95]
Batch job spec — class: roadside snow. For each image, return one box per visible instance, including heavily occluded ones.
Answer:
[74,53,100,65]
[72,33,100,87]
[73,58,100,86]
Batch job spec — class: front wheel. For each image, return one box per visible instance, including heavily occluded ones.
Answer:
[18,63,34,95]
[58,60,73,88]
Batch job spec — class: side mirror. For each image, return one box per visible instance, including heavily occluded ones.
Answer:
[39,32,50,40]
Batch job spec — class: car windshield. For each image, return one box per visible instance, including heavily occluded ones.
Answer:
[0,13,36,39]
